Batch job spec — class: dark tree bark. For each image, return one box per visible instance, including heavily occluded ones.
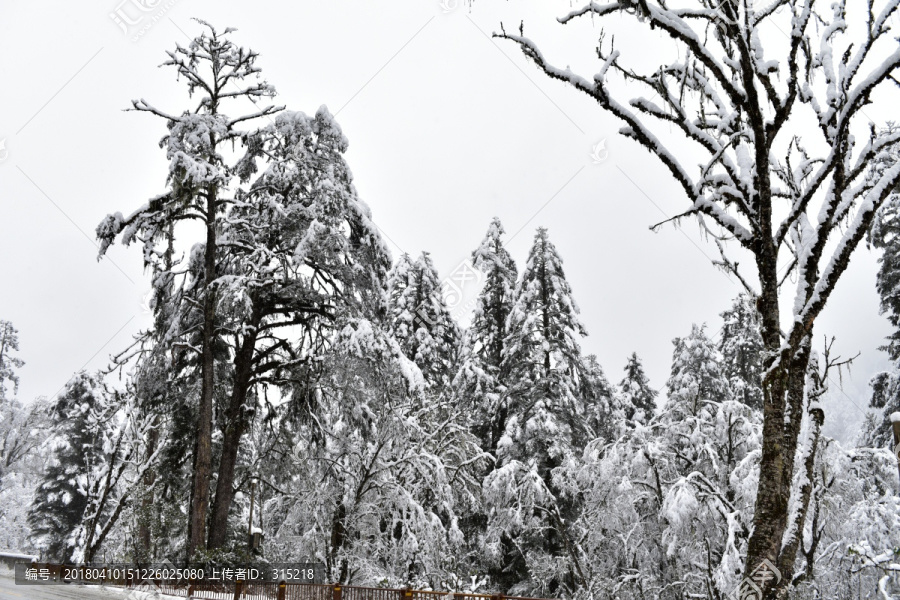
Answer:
[494,1,900,596]
[96,24,280,560]
[207,317,259,549]
[188,181,219,559]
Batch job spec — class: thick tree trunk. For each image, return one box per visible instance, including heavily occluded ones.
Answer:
[207,325,259,549]
[329,503,347,583]
[188,184,218,560]
[775,403,825,598]
[745,262,814,598]
[744,257,790,597]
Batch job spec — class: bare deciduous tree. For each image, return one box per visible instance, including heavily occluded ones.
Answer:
[494,0,900,595]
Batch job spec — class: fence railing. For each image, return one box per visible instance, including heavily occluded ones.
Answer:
[23,563,558,600]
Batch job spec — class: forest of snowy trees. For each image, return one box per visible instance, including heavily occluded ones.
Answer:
[2,0,900,597]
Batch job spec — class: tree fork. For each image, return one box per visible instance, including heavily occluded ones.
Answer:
[208,322,260,549]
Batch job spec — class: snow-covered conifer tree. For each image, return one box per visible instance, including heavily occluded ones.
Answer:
[500,227,590,469]
[582,354,616,442]
[204,104,392,549]
[454,217,518,454]
[863,191,900,447]
[28,374,103,561]
[665,324,731,418]
[387,253,461,388]
[483,227,590,595]
[617,352,658,425]
[386,253,417,351]
[860,371,900,447]
[27,373,118,561]
[95,21,282,558]
[719,295,765,411]
[0,320,24,404]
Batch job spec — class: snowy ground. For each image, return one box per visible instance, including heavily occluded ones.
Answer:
[0,573,183,600]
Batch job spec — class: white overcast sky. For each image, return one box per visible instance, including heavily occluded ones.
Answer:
[0,0,892,442]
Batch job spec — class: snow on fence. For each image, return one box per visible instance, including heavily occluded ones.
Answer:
[26,564,558,600]
[0,550,38,571]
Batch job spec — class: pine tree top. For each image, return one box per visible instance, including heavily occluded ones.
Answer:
[386,252,461,388]
[665,323,731,416]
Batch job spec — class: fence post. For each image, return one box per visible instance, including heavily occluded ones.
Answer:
[333,582,343,600]
[278,580,287,600]
[233,579,244,600]
[401,587,413,600]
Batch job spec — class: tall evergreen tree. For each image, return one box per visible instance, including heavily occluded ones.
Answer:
[387,252,461,388]
[719,294,765,410]
[96,21,282,558]
[501,227,590,469]
[386,253,417,352]
[203,105,391,550]
[582,354,616,441]
[454,217,518,455]
[484,227,589,595]
[665,324,731,418]
[98,24,391,556]
[863,193,900,447]
[0,320,24,404]
[871,193,900,363]
[27,373,112,561]
[617,352,658,425]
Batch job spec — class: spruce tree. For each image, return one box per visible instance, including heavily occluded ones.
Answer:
[27,373,109,561]
[454,217,518,454]
[719,294,765,410]
[386,253,417,352]
[617,352,658,425]
[582,354,616,441]
[501,227,589,471]
[0,321,23,404]
[871,194,900,362]
[665,323,731,418]
[485,227,589,595]
[387,252,461,388]
[863,193,900,447]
